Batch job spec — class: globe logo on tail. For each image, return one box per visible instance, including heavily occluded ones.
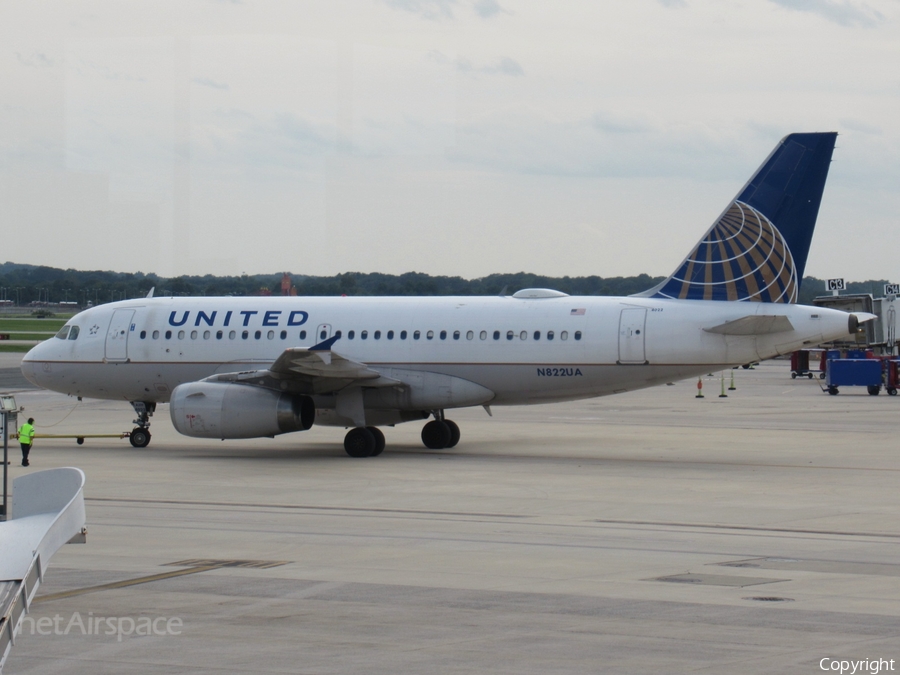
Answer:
[652,200,798,303]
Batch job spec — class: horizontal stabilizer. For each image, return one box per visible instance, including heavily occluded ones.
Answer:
[704,315,794,335]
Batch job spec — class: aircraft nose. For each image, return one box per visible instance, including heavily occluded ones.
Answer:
[21,345,45,387]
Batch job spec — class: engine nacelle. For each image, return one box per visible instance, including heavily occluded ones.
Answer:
[170,382,315,439]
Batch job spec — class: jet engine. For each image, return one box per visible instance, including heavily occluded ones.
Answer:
[170,382,315,439]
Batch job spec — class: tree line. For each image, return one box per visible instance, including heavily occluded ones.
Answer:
[0,261,891,307]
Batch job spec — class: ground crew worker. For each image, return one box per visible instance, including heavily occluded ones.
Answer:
[18,417,35,467]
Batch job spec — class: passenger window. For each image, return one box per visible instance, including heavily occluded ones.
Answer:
[414,330,421,340]
[191,330,198,339]
[374,330,381,339]
[267,330,275,340]
[547,331,554,341]
[254,330,261,340]
[388,330,394,340]
[348,330,355,339]
[335,330,342,339]
[520,331,527,340]
[506,331,514,340]
[280,330,286,339]
[575,331,582,341]
[139,330,146,339]
[152,330,160,339]
[361,330,368,340]
[178,330,185,340]
[320,329,327,340]
[453,331,460,340]
[229,330,236,339]
[242,330,249,340]
[203,330,211,339]
[56,326,70,339]
[467,330,474,340]
[534,331,540,340]
[561,331,568,340]
[493,330,500,340]
[427,330,434,340]
[165,330,172,340]
[216,330,223,340]
[300,330,307,340]
[401,330,407,339]
[440,330,447,340]
[480,331,487,340]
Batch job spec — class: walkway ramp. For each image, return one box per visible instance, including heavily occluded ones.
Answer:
[0,468,86,672]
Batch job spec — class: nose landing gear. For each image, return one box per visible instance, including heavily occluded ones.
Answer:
[129,401,155,448]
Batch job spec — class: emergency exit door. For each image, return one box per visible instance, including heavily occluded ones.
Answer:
[618,308,647,364]
[105,309,135,362]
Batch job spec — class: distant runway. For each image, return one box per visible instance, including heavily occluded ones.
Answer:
[4,360,900,674]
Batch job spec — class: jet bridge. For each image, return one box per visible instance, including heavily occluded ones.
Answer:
[0,467,87,672]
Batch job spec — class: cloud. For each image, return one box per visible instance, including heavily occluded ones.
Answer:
[193,76,229,90]
[472,0,504,17]
[16,53,55,68]
[657,0,687,7]
[382,0,456,20]
[430,51,524,76]
[592,113,653,135]
[767,0,885,27]
[839,118,882,135]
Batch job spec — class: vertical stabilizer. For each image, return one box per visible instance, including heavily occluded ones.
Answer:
[643,132,837,302]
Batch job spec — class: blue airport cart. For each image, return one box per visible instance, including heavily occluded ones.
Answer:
[825,359,883,395]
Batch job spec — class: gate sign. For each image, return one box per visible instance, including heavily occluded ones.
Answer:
[885,283,900,296]
[826,278,845,292]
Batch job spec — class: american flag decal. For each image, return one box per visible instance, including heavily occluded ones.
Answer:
[570,308,585,315]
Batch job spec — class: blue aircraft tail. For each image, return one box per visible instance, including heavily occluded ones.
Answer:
[643,132,837,303]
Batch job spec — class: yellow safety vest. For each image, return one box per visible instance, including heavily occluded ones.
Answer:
[18,423,35,444]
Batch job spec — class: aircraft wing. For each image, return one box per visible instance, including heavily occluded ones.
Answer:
[202,335,398,394]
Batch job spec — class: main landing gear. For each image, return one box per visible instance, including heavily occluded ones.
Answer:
[343,427,386,458]
[129,401,155,448]
[421,412,460,450]
[342,411,461,457]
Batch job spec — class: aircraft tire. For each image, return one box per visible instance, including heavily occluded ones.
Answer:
[444,420,460,448]
[345,427,375,458]
[130,428,151,448]
[367,427,386,456]
[421,420,451,450]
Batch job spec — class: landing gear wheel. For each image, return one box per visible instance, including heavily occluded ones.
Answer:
[76,437,84,445]
[828,386,839,396]
[867,385,881,396]
[130,428,151,448]
[344,427,376,458]
[367,427,385,457]
[421,420,451,450]
[444,420,460,448]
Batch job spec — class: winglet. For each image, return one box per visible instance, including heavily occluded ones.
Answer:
[309,334,341,351]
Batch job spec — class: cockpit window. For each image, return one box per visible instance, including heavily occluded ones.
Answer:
[55,326,70,339]
[68,326,80,340]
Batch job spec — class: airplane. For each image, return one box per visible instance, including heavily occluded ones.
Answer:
[21,132,871,457]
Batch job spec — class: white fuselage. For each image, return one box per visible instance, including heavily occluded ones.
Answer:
[22,295,852,411]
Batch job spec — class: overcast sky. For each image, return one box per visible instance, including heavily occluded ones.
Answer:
[1,0,898,285]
